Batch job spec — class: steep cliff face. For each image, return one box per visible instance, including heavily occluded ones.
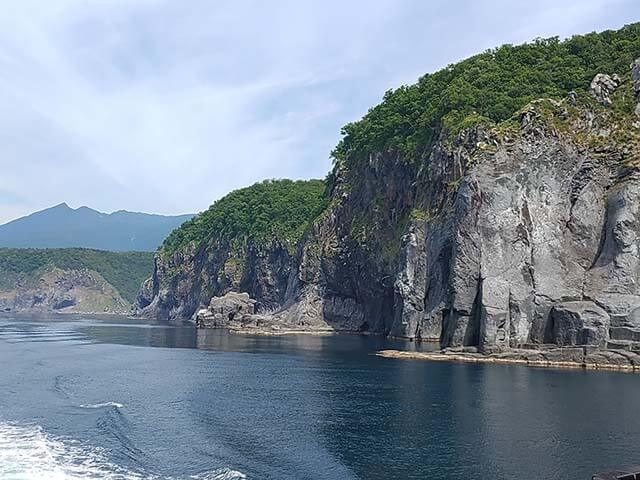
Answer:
[403,98,639,351]
[211,69,640,351]
[137,239,295,320]
[273,125,479,335]
[0,267,130,314]
[136,179,327,320]
[141,26,640,352]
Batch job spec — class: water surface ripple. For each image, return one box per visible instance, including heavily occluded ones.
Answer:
[0,315,635,479]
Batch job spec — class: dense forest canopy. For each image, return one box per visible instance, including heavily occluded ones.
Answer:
[162,24,640,258]
[0,248,154,303]
[161,179,327,255]
[332,23,640,163]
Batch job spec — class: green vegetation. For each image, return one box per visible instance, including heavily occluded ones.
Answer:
[332,23,640,164]
[161,179,328,255]
[0,248,154,302]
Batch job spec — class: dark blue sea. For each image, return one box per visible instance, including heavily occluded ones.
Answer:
[0,314,637,480]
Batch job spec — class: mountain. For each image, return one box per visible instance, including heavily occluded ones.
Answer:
[0,203,194,252]
[138,24,640,365]
[0,248,154,314]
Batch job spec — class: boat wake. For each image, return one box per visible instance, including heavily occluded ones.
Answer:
[79,402,125,409]
[0,421,247,480]
[187,472,247,480]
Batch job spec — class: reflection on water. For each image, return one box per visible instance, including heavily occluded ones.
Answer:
[84,320,199,349]
[0,313,440,357]
[77,314,438,356]
[195,328,437,356]
[0,314,637,480]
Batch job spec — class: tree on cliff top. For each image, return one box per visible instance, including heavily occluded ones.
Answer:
[332,22,640,164]
[161,179,327,255]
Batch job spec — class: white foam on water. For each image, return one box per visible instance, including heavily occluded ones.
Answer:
[78,402,125,409]
[0,421,247,480]
[187,471,247,480]
[0,421,140,480]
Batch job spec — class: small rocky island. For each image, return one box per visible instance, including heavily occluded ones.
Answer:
[138,26,640,370]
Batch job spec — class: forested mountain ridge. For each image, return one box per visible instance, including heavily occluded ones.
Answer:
[332,23,640,164]
[0,203,193,252]
[160,179,327,256]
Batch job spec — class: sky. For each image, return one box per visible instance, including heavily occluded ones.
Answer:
[0,0,638,223]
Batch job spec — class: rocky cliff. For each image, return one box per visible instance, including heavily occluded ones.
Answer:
[137,238,296,319]
[0,267,131,314]
[136,179,327,320]
[140,26,640,353]
[0,248,153,315]
[219,74,640,353]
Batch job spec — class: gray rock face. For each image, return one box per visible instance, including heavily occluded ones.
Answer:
[139,60,640,355]
[551,301,610,347]
[195,290,336,334]
[265,73,640,349]
[391,220,427,338]
[632,58,640,97]
[137,239,293,321]
[589,73,620,105]
[196,292,256,328]
[0,268,130,314]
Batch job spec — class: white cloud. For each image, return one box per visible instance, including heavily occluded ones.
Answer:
[0,0,637,223]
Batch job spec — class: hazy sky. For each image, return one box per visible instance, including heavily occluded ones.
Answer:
[0,0,638,223]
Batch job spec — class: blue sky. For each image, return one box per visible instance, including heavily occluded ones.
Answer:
[0,0,638,223]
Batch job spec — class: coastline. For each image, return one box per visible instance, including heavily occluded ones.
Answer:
[7,308,640,374]
[376,348,640,373]
[224,326,385,337]
[0,309,131,318]
[197,325,640,373]
[227,327,337,336]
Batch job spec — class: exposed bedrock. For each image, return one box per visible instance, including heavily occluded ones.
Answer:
[137,239,293,320]
[550,301,610,347]
[0,268,130,314]
[393,128,637,350]
[271,86,640,349]
[140,63,640,353]
[196,291,256,328]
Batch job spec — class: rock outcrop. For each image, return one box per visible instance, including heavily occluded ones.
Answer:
[196,292,256,328]
[194,291,334,334]
[137,239,295,320]
[136,179,326,321]
[631,58,640,121]
[0,267,130,314]
[138,57,640,357]
[589,73,620,105]
[550,302,610,347]
[631,58,640,97]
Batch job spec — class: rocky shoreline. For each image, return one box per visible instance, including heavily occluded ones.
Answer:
[377,347,640,372]
[140,55,640,360]
[227,326,336,336]
[193,292,640,373]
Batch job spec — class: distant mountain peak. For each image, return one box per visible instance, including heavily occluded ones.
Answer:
[51,202,70,209]
[0,204,195,252]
